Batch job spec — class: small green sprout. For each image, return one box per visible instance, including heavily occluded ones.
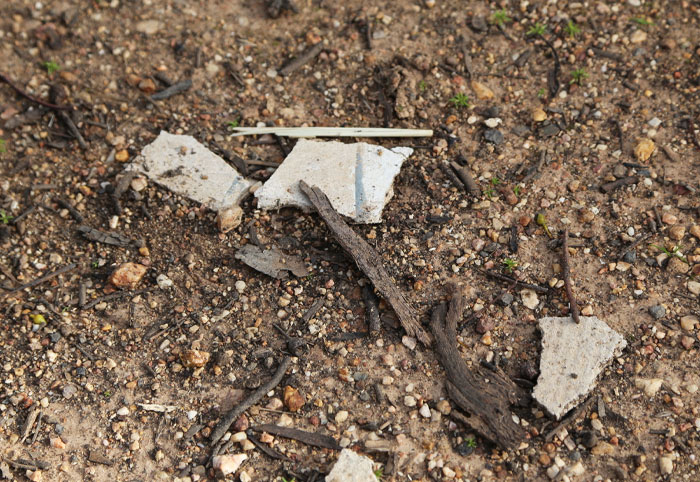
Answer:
[565,20,581,37]
[490,177,501,186]
[569,68,588,85]
[466,436,478,448]
[513,185,522,197]
[280,478,296,482]
[226,119,240,129]
[632,17,653,26]
[0,138,6,153]
[0,210,12,225]
[43,60,60,75]
[419,79,427,92]
[484,188,495,199]
[104,390,112,399]
[374,468,384,480]
[503,258,518,273]
[449,92,471,109]
[651,244,688,264]
[527,23,546,37]
[537,88,546,98]
[91,260,99,269]
[491,9,511,26]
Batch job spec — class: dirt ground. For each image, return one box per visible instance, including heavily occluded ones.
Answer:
[1,0,700,480]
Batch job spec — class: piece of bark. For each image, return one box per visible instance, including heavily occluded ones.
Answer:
[251,424,341,451]
[362,284,381,334]
[299,181,430,345]
[430,292,525,449]
[279,42,323,76]
[77,225,134,247]
[235,244,308,279]
[449,161,480,196]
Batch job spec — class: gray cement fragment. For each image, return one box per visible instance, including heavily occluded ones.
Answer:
[254,139,413,224]
[533,316,626,420]
[127,131,252,212]
[326,449,376,482]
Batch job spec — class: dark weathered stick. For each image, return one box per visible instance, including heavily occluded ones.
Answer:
[10,263,77,293]
[57,111,87,149]
[299,181,431,345]
[245,429,291,460]
[362,284,381,334]
[54,198,84,222]
[540,38,561,97]
[150,79,192,100]
[279,42,324,76]
[449,160,480,196]
[478,269,550,294]
[210,356,291,445]
[600,176,638,193]
[561,229,580,324]
[431,294,525,449]
[440,162,465,190]
[0,72,72,110]
[251,424,341,450]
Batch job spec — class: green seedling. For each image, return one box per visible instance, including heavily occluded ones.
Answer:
[226,119,240,129]
[0,138,6,153]
[491,9,511,26]
[0,210,12,225]
[536,213,552,238]
[569,68,588,85]
[565,20,581,37]
[466,436,478,448]
[91,260,99,269]
[419,79,428,92]
[43,60,59,75]
[490,177,501,186]
[632,17,653,26]
[449,92,471,109]
[484,188,495,199]
[537,87,546,98]
[651,244,688,264]
[513,185,522,197]
[374,468,384,480]
[527,23,546,36]
[281,478,296,482]
[503,258,518,273]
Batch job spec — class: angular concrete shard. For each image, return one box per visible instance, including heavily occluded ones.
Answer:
[533,316,626,420]
[128,131,252,212]
[326,449,376,482]
[255,139,413,224]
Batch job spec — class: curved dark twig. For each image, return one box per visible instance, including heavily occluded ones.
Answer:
[0,72,72,111]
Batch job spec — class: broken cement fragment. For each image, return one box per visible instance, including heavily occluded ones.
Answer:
[326,449,376,482]
[235,244,308,279]
[127,131,253,227]
[533,316,626,420]
[255,139,413,224]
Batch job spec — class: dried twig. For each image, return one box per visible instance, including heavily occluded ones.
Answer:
[279,42,324,76]
[151,79,192,100]
[449,160,480,196]
[299,181,431,345]
[9,263,77,294]
[251,424,341,450]
[0,72,72,110]
[478,269,550,294]
[600,176,638,193]
[561,229,580,324]
[210,357,291,445]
